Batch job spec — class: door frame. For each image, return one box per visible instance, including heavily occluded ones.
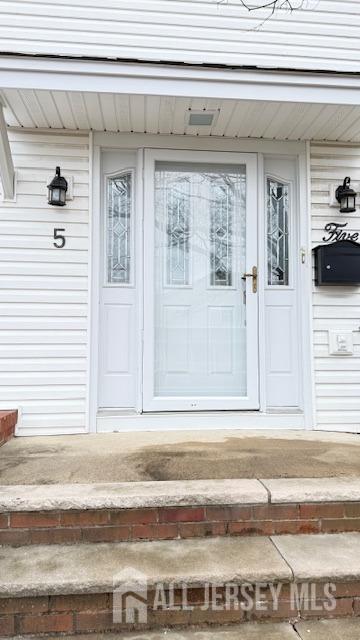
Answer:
[142,148,259,412]
[89,133,314,432]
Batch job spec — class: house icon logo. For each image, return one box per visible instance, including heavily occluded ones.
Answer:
[113,567,148,624]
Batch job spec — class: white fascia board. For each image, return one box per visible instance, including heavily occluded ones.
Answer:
[0,102,15,200]
[1,56,360,106]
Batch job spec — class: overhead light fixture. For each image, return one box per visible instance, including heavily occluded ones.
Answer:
[187,110,218,126]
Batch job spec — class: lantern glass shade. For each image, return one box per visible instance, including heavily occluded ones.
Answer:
[335,177,357,214]
[47,166,68,206]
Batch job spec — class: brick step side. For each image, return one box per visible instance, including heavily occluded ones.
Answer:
[0,410,17,447]
[1,582,359,636]
[1,502,360,546]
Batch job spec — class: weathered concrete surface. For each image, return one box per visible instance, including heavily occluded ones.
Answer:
[0,479,268,512]
[7,622,300,639]
[4,476,360,512]
[11,619,360,638]
[272,532,360,582]
[263,477,360,503]
[1,430,360,484]
[295,617,360,638]
[0,536,292,597]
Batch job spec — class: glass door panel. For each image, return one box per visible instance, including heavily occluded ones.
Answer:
[155,162,246,398]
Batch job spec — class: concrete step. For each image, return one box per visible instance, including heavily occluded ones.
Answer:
[1,533,360,635]
[1,477,360,546]
[0,621,304,639]
[4,618,360,639]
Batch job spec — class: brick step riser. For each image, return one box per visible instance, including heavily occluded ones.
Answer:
[1,582,360,637]
[2,502,360,546]
[0,410,17,448]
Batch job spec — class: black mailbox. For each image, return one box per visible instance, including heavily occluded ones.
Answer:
[313,239,360,285]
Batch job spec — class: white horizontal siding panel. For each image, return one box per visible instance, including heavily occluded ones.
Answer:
[0,345,87,357]
[316,411,360,425]
[311,141,360,433]
[20,403,86,416]
[313,293,360,306]
[0,330,86,343]
[3,33,359,67]
[10,142,89,158]
[0,249,88,263]
[0,295,88,309]
[0,303,87,316]
[316,371,360,384]
[0,290,88,303]
[316,357,360,371]
[3,7,360,39]
[0,264,88,277]
[313,306,360,319]
[317,384,360,397]
[11,155,88,173]
[0,358,87,372]
[0,0,359,72]
[317,397,360,410]
[0,372,87,385]
[313,320,360,332]
[0,317,87,330]
[19,415,87,430]
[2,386,86,400]
[0,130,90,435]
[0,275,87,288]
[0,198,88,212]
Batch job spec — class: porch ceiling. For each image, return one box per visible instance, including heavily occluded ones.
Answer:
[2,89,360,142]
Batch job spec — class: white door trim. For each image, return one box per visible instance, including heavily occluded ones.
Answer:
[89,134,313,431]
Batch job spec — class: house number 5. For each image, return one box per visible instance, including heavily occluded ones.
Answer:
[53,228,66,248]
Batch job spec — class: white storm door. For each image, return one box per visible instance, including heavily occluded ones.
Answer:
[143,150,259,412]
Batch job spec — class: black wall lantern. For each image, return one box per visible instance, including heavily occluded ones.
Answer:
[335,177,357,214]
[47,166,68,206]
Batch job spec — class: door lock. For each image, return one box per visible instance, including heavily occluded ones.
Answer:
[242,266,258,293]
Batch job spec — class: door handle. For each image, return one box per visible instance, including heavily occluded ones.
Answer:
[242,266,258,293]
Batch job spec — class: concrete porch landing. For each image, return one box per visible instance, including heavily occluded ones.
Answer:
[17,619,360,639]
[1,430,360,485]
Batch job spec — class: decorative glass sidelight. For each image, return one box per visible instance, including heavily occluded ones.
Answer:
[267,177,290,286]
[106,172,132,284]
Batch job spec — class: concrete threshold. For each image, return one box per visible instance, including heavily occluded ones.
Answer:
[1,533,360,598]
[1,477,360,512]
[7,618,360,638]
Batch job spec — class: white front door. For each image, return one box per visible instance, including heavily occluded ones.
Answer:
[143,150,259,411]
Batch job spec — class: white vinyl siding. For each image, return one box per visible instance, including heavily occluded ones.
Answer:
[0,0,359,73]
[0,130,89,435]
[311,142,360,433]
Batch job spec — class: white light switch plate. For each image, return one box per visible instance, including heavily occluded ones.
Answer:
[329,330,354,356]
